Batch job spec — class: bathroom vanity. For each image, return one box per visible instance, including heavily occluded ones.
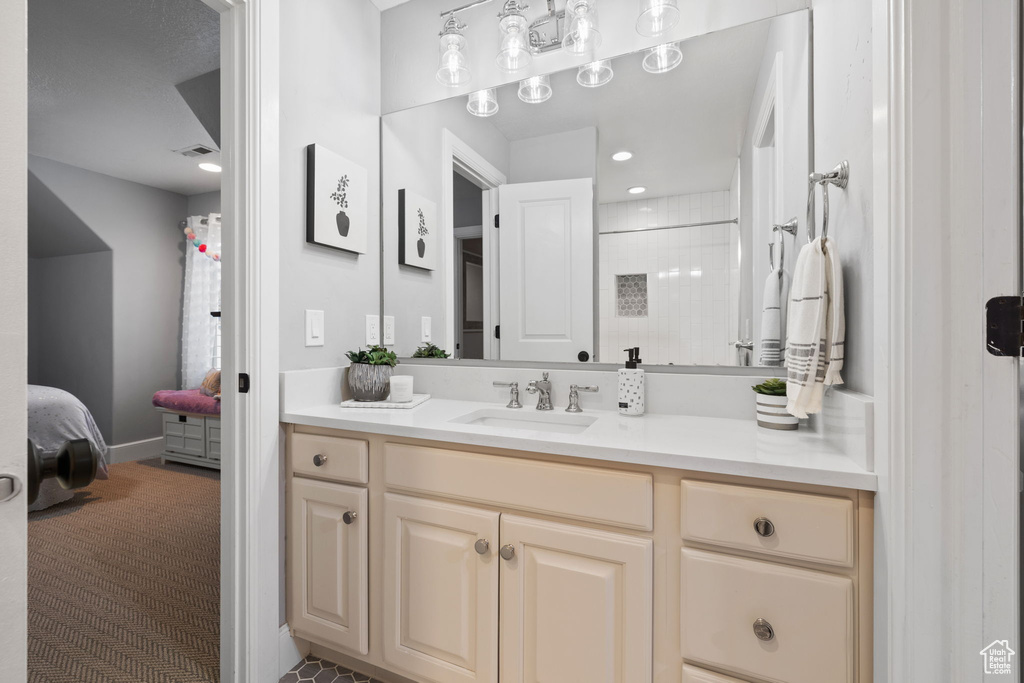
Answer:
[281,385,875,683]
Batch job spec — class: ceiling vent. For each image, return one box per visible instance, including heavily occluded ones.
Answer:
[175,144,218,158]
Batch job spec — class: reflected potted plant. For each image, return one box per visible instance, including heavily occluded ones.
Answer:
[346,345,398,401]
[330,175,351,237]
[412,342,450,359]
[416,208,428,258]
[752,378,797,430]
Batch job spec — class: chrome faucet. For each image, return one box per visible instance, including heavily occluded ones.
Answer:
[565,384,599,413]
[526,372,553,411]
[492,381,522,409]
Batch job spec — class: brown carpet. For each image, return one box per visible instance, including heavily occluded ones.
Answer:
[28,459,220,683]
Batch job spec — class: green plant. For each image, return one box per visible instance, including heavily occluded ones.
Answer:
[346,345,399,367]
[752,378,787,396]
[412,342,450,359]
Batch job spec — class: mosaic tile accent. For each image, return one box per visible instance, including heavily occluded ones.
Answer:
[280,656,379,683]
[616,274,648,317]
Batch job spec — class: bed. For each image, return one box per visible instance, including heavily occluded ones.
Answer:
[27,385,110,511]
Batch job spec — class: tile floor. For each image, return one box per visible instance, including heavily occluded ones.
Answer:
[279,656,382,683]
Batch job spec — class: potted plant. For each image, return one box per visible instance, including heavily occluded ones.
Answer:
[411,342,450,359]
[346,345,398,401]
[330,175,351,237]
[416,208,428,258]
[752,378,798,430]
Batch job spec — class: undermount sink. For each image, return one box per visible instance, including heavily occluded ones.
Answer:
[449,408,598,435]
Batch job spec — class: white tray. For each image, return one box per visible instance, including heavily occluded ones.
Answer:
[339,394,430,409]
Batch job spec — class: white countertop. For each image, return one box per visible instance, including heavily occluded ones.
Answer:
[281,398,877,491]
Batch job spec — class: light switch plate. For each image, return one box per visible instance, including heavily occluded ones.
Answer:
[421,316,431,343]
[383,316,395,345]
[305,309,324,347]
[366,314,380,345]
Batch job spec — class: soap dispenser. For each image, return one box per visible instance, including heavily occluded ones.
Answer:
[618,347,645,416]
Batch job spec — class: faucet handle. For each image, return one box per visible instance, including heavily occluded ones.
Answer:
[566,384,599,413]
[493,381,522,409]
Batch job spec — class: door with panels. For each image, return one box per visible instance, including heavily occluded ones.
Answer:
[498,515,653,683]
[383,493,499,683]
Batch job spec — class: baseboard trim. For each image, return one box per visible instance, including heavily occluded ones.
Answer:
[279,624,310,677]
[107,437,163,464]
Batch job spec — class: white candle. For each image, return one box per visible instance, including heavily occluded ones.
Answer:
[389,375,414,403]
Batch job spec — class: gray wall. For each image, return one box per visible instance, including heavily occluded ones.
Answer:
[27,252,115,442]
[28,155,187,445]
[187,190,221,217]
[509,128,598,186]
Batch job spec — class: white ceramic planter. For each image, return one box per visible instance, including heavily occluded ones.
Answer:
[755,393,798,430]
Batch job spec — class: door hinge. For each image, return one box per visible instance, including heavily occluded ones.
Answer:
[494,325,500,339]
[985,295,1024,356]
[494,214,499,229]
[238,373,251,393]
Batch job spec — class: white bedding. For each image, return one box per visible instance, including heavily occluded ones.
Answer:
[27,385,110,511]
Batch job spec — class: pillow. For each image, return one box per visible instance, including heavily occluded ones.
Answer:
[199,369,221,397]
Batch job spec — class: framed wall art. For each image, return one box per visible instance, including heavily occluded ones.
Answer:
[306,143,368,254]
[398,189,437,271]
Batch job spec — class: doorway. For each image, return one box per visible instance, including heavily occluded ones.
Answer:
[453,170,485,359]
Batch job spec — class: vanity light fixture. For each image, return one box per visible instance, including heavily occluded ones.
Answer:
[496,0,532,73]
[612,151,633,161]
[518,74,552,103]
[628,186,647,194]
[642,41,682,73]
[636,0,680,37]
[198,162,222,173]
[436,14,471,87]
[577,59,613,87]
[562,0,601,56]
[467,88,499,116]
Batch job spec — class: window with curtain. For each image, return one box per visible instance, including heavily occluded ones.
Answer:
[181,214,222,389]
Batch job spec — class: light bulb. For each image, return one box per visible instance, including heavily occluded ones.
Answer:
[642,42,682,74]
[577,60,613,87]
[436,15,471,87]
[467,89,499,117]
[518,75,552,104]
[496,1,532,73]
[563,0,601,55]
[636,0,680,37]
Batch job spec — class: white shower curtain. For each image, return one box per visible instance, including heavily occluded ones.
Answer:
[181,214,222,389]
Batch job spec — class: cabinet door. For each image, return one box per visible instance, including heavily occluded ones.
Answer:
[287,478,368,654]
[499,515,653,683]
[383,494,499,683]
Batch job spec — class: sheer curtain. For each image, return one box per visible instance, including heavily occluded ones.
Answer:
[181,214,222,389]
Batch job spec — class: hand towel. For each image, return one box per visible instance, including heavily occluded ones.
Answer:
[758,267,790,366]
[785,237,845,417]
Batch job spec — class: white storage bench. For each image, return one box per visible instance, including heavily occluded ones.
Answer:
[159,410,221,470]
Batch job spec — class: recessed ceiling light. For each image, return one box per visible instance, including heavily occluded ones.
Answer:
[628,186,647,194]
[612,151,633,161]
[198,162,222,173]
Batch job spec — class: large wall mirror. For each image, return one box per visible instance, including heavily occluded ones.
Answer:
[382,9,811,368]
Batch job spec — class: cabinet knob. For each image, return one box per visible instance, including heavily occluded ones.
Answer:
[753,517,775,538]
[475,539,490,555]
[312,454,327,467]
[342,511,357,525]
[499,544,516,561]
[753,618,775,641]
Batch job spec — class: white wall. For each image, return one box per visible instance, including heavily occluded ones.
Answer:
[509,127,597,185]
[279,0,382,370]
[380,0,810,113]
[382,96,510,357]
[27,155,186,445]
[186,190,221,217]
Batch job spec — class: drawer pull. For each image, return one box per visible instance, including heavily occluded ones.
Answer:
[753,517,775,538]
[312,454,327,467]
[499,544,516,561]
[342,511,357,525]
[753,617,775,642]
[475,539,490,555]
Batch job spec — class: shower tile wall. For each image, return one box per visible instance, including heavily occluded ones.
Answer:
[598,190,739,366]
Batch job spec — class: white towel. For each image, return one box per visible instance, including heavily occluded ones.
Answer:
[758,266,791,366]
[785,237,845,417]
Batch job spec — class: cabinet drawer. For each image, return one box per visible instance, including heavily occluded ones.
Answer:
[162,413,205,456]
[290,433,368,485]
[682,665,747,683]
[384,442,653,531]
[681,549,853,683]
[680,480,854,567]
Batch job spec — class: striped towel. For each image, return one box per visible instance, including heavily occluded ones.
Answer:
[758,266,791,366]
[785,237,844,418]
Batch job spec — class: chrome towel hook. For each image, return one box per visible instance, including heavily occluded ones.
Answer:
[770,217,797,273]
[807,160,849,244]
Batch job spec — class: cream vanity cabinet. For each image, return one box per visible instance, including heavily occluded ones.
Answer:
[284,425,872,683]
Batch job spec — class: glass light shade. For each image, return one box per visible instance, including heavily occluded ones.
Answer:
[496,14,531,73]
[562,1,601,55]
[436,27,470,87]
[642,42,682,73]
[636,0,680,37]
[518,75,552,104]
[467,89,499,117]
[577,60,613,87]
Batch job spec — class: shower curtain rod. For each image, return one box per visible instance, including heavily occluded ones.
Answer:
[600,218,738,236]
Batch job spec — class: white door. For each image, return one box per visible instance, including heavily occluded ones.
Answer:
[383,493,499,683]
[286,478,368,655]
[498,178,594,362]
[498,515,653,683]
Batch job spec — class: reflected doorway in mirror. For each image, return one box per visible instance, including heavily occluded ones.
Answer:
[398,189,438,270]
